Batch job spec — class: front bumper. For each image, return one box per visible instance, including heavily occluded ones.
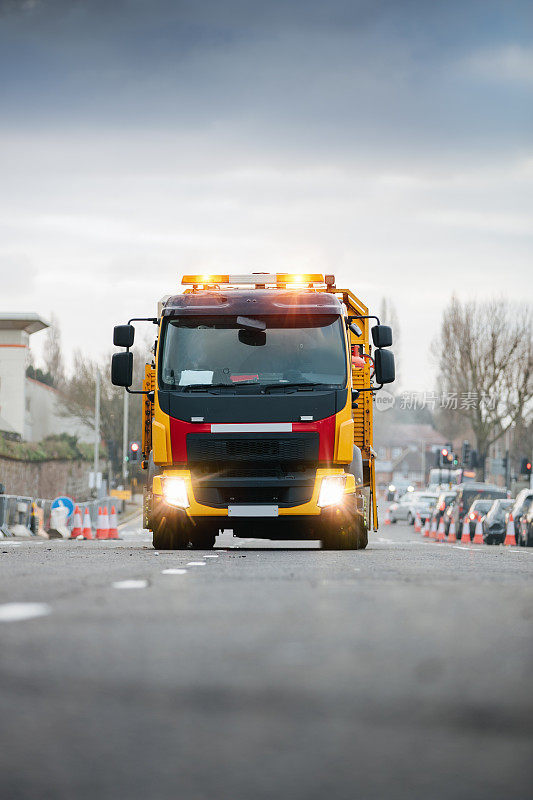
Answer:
[151,467,357,519]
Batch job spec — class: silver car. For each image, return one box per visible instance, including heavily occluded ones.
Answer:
[390,492,439,525]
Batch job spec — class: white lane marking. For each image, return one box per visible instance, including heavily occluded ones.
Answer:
[187,561,206,566]
[112,580,148,589]
[453,545,482,551]
[1,542,21,547]
[203,554,219,558]
[0,602,51,622]
[161,568,188,575]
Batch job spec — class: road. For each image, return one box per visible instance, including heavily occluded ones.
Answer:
[1,513,532,800]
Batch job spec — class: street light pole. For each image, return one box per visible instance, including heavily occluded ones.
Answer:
[122,389,129,483]
[93,370,101,488]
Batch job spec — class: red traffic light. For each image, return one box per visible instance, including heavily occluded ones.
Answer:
[441,448,448,457]
[130,442,139,452]
[528,462,532,472]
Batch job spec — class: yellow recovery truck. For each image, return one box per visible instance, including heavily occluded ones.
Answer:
[111,273,395,549]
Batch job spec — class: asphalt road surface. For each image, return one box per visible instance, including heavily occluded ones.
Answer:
[1,512,532,800]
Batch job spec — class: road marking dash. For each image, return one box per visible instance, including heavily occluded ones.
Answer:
[203,554,219,558]
[187,561,206,566]
[0,602,51,622]
[161,568,188,575]
[112,579,148,589]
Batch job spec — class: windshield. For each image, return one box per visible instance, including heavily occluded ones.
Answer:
[159,314,347,389]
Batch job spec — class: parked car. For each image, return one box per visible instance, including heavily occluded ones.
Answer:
[432,490,458,532]
[466,499,500,538]
[449,483,507,541]
[519,498,533,547]
[482,499,514,544]
[506,488,533,544]
[389,491,438,524]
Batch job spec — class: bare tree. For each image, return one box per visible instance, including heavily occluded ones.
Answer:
[59,338,152,476]
[43,313,65,387]
[433,296,532,479]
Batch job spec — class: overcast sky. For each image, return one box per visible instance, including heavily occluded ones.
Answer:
[1,0,532,390]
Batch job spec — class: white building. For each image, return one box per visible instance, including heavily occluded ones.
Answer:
[0,313,93,443]
[0,313,49,439]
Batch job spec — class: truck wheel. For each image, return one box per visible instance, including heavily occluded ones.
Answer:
[321,514,367,550]
[189,527,217,549]
[152,519,190,550]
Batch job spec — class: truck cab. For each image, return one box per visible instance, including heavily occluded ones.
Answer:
[112,273,395,550]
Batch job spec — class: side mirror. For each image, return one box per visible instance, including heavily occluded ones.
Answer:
[371,324,392,348]
[113,324,135,348]
[111,352,133,387]
[374,349,395,384]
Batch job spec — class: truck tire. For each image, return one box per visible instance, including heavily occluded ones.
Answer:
[150,501,190,550]
[321,512,367,550]
[189,526,217,549]
[152,516,190,550]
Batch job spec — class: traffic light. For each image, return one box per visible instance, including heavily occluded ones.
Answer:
[461,441,471,466]
[520,458,532,476]
[439,443,454,468]
[469,449,478,468]
[129,441,141,463]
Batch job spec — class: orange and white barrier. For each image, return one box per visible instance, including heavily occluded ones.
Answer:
[108,505,119,540]
[414,512,422,533]
[503,513,515,546]
[472,518,484,545]
[69,505,83,539]
[448,518,456,543]
[437,518,446,542]
[82,507,93,539]
[461,516,470,544]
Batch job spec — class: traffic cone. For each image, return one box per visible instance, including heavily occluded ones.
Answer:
[69,505,83,539]
[473,518,484,545]
[82,507,93,540]
[461,516,471,545]
[414,512,422,533]
[448,518,456,543]
[383,507,391,525]
[430,517,437,539]
[503,513,515,546]
[437,517,446,542]
[423,517,430,537]
[96,506,107,540]
[108,505,120,540]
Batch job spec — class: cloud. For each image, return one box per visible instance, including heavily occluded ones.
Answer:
[461,44,533,85]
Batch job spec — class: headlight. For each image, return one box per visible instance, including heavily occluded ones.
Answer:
[163,477,189,508]
[318,475,346,508]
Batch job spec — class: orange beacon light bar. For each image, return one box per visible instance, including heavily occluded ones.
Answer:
[181,273,326,287]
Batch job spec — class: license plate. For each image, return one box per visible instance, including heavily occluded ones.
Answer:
[228,505,279,517]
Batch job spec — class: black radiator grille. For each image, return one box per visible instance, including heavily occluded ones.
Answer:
[187,433,319,465]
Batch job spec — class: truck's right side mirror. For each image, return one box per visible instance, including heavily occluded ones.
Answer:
[371,324,392,348]
[374,349,395,385]
[113,324,135,348]
[111,352,133,387]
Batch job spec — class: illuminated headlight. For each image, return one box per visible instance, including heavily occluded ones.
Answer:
[163,477,189,508]
[318,475,347,508]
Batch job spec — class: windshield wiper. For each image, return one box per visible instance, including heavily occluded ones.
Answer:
[263,381,327,393]
[179,382,259,393]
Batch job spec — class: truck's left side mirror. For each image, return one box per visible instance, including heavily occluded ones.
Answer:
[371,324,392,348]
[111,352,133,387]
[113,324,135,348]
[374,349,395,385]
